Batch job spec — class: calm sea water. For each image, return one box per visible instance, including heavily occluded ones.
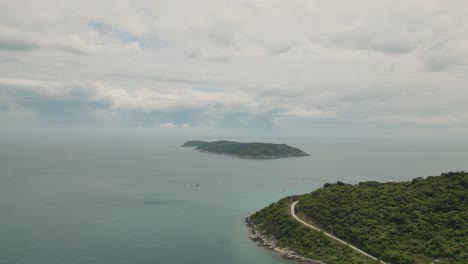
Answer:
[1,137,467,264]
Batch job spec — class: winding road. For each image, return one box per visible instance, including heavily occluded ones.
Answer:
[290,201,385,264]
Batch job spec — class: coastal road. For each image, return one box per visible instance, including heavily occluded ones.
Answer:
[290,201,385,264]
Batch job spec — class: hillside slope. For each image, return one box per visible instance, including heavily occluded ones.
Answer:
[250,172,467,264]
[182,140,310,159]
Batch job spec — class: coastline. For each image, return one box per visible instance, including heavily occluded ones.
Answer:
[196,149,310,159]
[244,217,325,264]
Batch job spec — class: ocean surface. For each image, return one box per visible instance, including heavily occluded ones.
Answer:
[1,136,467,264]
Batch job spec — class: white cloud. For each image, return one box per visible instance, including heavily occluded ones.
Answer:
[0,0,468,137]
[160,122,175,129]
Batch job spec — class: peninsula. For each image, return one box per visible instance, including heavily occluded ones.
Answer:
[247,171,467,264]
[181,140,310,159]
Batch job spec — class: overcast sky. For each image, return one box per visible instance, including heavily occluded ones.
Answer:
[1,0,468,138]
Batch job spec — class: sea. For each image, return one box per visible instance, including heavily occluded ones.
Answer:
[1,136,467,264]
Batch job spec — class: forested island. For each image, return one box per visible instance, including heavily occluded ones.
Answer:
[248,171,467,264]
[181,140,310,159]
[181,141,208,147]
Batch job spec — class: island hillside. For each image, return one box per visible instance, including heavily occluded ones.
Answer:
[181,141,209,147]
[181,140,310,159]
[248,171,467,264]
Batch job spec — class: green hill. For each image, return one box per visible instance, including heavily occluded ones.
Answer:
[181,141,208,147]
[249,171,467,264]
[182,140,310,159]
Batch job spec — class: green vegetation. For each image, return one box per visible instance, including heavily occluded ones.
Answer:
[182,140,309,159]
[181,140,208,147]
[250,198,379,264]
[251,172,467,264]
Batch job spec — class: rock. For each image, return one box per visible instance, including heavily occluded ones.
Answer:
[245,216,325,264]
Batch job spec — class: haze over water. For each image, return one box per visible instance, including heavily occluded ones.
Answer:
[1,137,467,264]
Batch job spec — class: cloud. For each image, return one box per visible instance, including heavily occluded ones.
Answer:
[0,38,38,51]
[422,41,467,72]
[0,81,111,125]
[0,1,468,138]
[90,21,139,43]
[369,112,468,126]
[0,25,39,51]
[423,53,464,72]
[159,123,191,129]
[331,31,413,54]
[160,122,175,128]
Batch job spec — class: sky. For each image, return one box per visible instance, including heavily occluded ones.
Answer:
[1,0,468,139]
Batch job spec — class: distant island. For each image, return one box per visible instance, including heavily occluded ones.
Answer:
[247,171,468,264]
[181,140,310,159]
[181,141,208,147]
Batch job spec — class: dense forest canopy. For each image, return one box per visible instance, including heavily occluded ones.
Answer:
[251,171,467,264]
[251,198,379,264]
[182,140,310,159]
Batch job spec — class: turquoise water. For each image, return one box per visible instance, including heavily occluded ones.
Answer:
[1,137,467,264]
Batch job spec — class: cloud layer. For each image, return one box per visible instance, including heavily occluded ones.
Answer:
[1,0,468,138]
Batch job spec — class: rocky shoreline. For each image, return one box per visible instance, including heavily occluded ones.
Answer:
[244,217,325,264]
